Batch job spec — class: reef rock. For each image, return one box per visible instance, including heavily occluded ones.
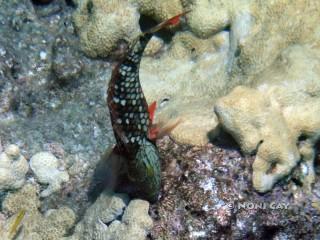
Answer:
[0,144,29,191]
[150,137,320,239]
[68,190,153,240]
[215,45,320,192]
[182,0,320,76]
[30,151,69,197]
[140,0,320,145]
[1,184,76,239]
[72,0,141,58]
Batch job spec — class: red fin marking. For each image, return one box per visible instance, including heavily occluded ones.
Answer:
[148,126,159,141]
[148,101,157,124]
[166,11,190,26]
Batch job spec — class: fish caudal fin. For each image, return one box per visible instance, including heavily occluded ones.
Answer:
[143,10,191,34]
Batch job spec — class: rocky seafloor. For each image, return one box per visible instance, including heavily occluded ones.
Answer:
[0,0,319,239]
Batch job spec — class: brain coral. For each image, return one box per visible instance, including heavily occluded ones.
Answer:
[73,0,141,58]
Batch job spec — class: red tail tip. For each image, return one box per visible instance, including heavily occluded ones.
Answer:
[166,10,191,26]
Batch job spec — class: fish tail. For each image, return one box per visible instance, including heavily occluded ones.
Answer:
[143,10,191,34]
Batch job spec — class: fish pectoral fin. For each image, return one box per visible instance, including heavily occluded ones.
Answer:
[157,117,182,138]
[149,118,183,140]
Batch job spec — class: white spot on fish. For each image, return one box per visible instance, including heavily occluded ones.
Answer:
[132,100,136,105]
[126,118,130,124]
[119,69,126,75]
[113,97,120,103]
[116,118,122,124]
[121,100,126,106]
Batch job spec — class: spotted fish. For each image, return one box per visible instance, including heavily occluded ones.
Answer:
[107,12,189,202]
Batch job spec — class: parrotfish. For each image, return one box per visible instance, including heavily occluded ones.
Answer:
[107,12,188,202]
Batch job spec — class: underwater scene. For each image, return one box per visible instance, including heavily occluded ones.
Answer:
[0,0,320,239]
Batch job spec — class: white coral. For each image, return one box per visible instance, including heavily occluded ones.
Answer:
[0,144,29,191]
[30,152,69,197]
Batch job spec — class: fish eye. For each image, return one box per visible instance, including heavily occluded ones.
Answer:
[160,97,170,107]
